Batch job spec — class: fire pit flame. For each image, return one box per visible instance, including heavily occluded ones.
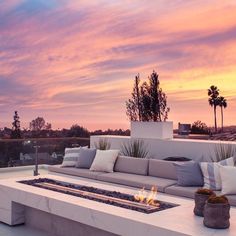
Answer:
[134,186,160,207]
[19,178,178,214]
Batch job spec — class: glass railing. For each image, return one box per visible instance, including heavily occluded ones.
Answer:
[0,137,90,168]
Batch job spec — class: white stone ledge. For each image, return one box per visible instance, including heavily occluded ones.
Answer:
[0,164,49,173]
[0,175,235,236]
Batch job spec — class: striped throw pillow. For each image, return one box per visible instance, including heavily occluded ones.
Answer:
[62,146,88,167]
[200,157,235,190]
[61,152,80,167]
[65,146,88,154]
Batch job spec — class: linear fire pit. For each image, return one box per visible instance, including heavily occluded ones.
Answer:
[19,178,178,214]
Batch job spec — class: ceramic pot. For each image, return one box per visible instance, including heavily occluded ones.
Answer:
[203,202,230,229]
[130,121,173,139]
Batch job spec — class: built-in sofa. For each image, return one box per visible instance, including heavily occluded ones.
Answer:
[48,156,236,206]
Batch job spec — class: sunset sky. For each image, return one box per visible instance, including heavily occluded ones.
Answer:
[0,0,236,131]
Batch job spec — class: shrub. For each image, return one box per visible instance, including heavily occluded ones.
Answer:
[196,188,215,196]
[211,142,236,162]
[94,138,111,150]
[121,139,149,158]
[207,195,228,204]
[191,120,209,134]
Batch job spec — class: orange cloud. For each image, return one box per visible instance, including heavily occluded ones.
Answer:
[0,0,236,130]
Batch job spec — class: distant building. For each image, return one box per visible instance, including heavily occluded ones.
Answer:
[178,123,191,135]
[16,152,61,166]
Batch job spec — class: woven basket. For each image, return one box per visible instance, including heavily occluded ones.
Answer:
[193,192,211,217]
[203,202,230,229]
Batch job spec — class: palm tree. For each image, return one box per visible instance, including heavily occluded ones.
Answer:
[208,85,219,133]
[218,96,227,132]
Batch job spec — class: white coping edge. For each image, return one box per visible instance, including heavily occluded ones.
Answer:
[0,164,49,173]
[91,135,236,144]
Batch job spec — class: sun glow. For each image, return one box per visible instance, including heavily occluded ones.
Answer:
[0,1,236,129]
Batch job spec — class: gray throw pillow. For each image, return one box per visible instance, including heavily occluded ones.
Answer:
[76,148,97,169]
[174,161,204,186]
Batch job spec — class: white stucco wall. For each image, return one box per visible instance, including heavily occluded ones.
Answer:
[90,135,236,161]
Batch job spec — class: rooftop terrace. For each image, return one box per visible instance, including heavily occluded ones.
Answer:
[0,135,236,236]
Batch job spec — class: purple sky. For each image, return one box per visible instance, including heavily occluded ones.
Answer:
[0,0,236,130]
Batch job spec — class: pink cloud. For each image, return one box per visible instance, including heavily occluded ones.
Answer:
[0,0,236,130]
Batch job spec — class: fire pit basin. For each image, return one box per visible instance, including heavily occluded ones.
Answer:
[19,178,178,214]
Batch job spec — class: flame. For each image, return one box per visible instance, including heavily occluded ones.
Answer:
[134,187,146,203]
[134,186,160,207]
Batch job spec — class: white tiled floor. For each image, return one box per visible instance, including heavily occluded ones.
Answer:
[0,166,50,236]
[0,223,51,236]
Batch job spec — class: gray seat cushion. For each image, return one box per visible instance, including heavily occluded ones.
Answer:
[165,185,199,198]
[141,176,177,192]
[163,185,222,199]
[148,159,178,180]
[97,172,176,192]
[114,156,149,175]
[48,165,104,180]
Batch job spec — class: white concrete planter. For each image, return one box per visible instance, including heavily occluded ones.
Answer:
[131,121,173,139]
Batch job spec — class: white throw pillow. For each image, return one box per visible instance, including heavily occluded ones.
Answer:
[219,165,236,195]
[90,150,119,172]
[200,156,235,190]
